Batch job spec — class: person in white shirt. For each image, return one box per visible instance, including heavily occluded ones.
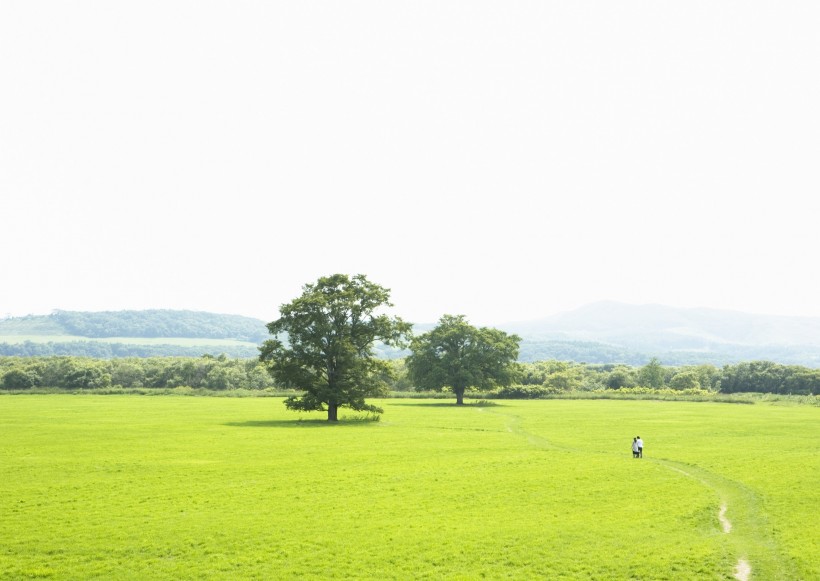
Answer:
[632,438,639,458]
[636,436,644,458]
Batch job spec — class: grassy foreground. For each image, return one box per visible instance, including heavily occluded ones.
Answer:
[1,397,817,580]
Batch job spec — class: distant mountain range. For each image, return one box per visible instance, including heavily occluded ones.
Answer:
[1,303,819,366]
[497,301,820,367]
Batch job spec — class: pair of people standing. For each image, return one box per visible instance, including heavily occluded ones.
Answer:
[632,436,643,458]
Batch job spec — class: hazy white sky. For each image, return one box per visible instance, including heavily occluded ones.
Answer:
[1,1,819,325]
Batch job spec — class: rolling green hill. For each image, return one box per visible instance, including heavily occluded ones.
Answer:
[0,311,269,358]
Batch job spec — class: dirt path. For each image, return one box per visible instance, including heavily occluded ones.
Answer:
[734,558,751,581]
[719,504,732,533]
[654,461,760,579]
[718,503,750,580]
[481,406,795,580]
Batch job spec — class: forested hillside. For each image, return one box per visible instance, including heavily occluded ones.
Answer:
[50,310,268,341]
[0,310,268,358]
[0,341,260,358]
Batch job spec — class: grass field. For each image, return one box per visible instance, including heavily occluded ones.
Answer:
[1,397,817,580]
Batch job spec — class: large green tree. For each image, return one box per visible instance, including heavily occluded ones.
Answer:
[406,314,520,405]
[259,274,411,421]
[638,357,665,388]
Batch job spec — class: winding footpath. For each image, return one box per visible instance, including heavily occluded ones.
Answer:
[482,406,796,580]
[718,504,732,533]
[667,464,750,580]
[718,505,750,580]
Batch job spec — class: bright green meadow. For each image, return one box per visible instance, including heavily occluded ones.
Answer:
[1,396,817,580]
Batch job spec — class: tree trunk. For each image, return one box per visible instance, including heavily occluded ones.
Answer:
[327,402,339,421]
[455,389,465,405]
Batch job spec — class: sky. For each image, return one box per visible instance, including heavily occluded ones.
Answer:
[1,1,819,326]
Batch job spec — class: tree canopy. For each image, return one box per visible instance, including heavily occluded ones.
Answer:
[638,357,665,388]
[259,274,411,421]
[406,314,521,405]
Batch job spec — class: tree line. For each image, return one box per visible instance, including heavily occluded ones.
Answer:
[506,358,820,396]
[1,353,817,397]
[3,275,818,420]
[0,355,276,391]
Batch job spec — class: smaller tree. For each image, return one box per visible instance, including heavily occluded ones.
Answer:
[669,368,701,390]
[1,367,40,390]
[605,365,636,389]
[543,365,583,392]
[407,314,520,405]
[693,364,720,392]
[638,357,665,388]
[61,359,112,389]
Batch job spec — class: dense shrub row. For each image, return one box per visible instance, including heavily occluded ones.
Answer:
[0,355,275,390]
[1,356,817,395]
[500,358,819,396]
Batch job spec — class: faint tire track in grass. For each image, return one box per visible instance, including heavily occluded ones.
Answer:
[496,410,566,452]
[481,405,797,581]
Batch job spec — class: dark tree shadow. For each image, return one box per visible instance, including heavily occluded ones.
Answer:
[224,419,378,428]
[389,400,506,408]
